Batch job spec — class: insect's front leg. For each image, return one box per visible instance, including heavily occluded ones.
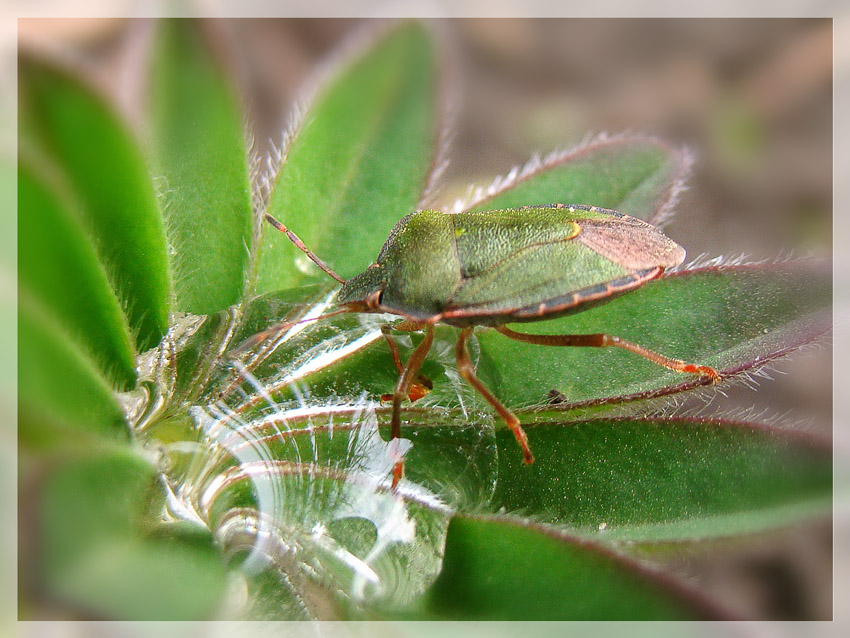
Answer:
[218,307,354,399]
[381,322,433,403]
[388,324,435,488]
[380,324,407,374]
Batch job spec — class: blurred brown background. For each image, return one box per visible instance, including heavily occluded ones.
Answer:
[230,19,833,258]
[19,18,833,259]
[18,17,833,620]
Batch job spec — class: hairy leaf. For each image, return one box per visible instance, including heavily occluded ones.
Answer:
[19,298,129,447]
[489,418,831,541]
[421,515,723,620]
[18,159,137,389]
[19,55,170,350]
[254,21,441,291]
[462,135,689,226]
[147,19,254,315]
[473,262,830,410]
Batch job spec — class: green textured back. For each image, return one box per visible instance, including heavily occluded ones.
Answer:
[444,205,681,319]
[448,239,630,312]
[452,208,581,277]
[355,206,682,324]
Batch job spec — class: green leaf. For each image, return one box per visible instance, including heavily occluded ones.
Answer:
[148,19,254,315]
[19,55,170,351]
[18,298,129,447]
[463,135,689,225]
[421,515,721,620]
[489,418,831,542]
[254,20,441,292]
[473,262,830,409]
[18,158,137,389]
[40,451,227,620]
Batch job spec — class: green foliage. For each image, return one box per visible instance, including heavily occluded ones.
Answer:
[254,21,441,291]
[18,19,831,621]
[489,418,831,541]
[466,138,689,225]
[422,516,715,620]
[147,19,254,315]
[18,159,137,389]
[18,298,129,447]
[39,452,227,620]
[19,56,171,351]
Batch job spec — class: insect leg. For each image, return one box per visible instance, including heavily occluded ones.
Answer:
[456,327,535,465]
[381,324,406,374]
[218,307,355,400]
[495,325,720,382]
[230,307,353,357]
[389,325,435,487]
[381,323,434,402]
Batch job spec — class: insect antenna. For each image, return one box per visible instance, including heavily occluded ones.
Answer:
[264,213,346,284]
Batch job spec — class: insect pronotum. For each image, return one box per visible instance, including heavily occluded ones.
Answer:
[249,205,720,488]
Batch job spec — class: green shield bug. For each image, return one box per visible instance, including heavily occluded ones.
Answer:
[250,204,720,488]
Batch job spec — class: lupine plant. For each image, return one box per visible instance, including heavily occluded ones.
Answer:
[18,19,831,620]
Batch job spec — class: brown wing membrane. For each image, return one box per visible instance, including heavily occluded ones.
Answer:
[577,216,685,270]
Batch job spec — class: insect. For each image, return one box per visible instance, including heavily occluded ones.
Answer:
[252,204,720,488]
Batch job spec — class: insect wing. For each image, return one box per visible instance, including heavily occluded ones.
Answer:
[444,205,684,320]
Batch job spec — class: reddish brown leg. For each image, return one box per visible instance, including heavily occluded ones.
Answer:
[381,324,406,374]
[389,325,435,488]
[495,325,720,382]
[381,324,434,403]
[456,327,535,465]
[231,308,352,357]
